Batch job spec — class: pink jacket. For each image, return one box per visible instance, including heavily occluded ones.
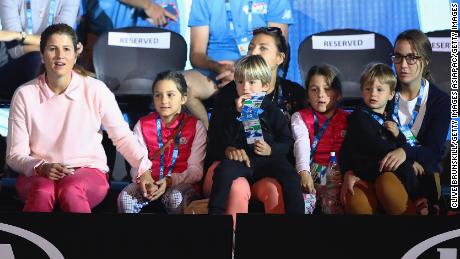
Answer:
[6,72,152,177]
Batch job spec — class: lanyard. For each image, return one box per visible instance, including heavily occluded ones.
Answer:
[392,79,425,129]
[392,80,424,146]
[225,0,253,36]
[310,112,333,163]
[363,110,384,126]
[156,114,183,179]
[25,0,55,34]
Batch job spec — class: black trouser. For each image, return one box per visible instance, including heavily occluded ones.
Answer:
[208,157,304,214]
[0,52,41,100]
[394,160,439,204]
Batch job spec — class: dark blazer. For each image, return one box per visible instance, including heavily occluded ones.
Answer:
[219,97,293,160]
[339,105,407,182]
[386,82,450,174]
[205,77,305,169]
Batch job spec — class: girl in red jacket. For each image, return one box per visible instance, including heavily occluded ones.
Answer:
[291,64,349,213]
[118,71,206,213]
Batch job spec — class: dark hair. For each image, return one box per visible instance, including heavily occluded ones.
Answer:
[394,29,433,81]
[40,23,93,77]
[152,71,187,96]
[305,64,343,95]
[252,27,289,79]
[360,63,397,91]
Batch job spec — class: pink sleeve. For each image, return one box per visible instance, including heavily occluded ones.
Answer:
[129,120,149,182]
[170,120,206,186]
[98,86,152,177]
[6,91,43,176]
[291,112,311,173]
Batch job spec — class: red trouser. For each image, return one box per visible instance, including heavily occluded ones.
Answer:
[203,161,285,225]
[16,167,109,212]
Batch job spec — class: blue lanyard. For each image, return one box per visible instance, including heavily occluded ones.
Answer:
[363,110,385,126]
[225,0,253,36]
[156,114,183,179]
[310,112,333,163]
[392,79,425,129]
[25,0,55,34]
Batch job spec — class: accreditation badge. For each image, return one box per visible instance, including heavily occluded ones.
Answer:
[400,125,418,146]
[235,34,253,56]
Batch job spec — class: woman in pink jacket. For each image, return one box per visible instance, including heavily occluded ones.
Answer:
[6,23,152,212]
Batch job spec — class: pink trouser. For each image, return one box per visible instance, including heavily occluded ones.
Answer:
[203,161,285,223]
[16,167,109,213]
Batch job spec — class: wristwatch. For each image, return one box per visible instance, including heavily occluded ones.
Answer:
[20,31,27,43]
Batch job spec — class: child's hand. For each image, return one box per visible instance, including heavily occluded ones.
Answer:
[340,170,360,207]
[137,171,159,201]
[150,177,168,201]
[299,170,315,194]
[412,161,425,176]
[235,94,251,113]
[254,140,271,156]
[384,121,399,138]
[225,146,251,167]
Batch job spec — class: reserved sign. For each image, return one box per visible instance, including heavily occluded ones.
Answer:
[312,33,375,50]
[429,37,452,52]
[108,32,171,49]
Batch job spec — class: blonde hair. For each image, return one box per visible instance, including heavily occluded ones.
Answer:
[234,55,272,85]
[360,63,397,91]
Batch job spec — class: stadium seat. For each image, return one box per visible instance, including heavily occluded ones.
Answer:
[425,29,452,94]
[92,26,187,96]
[93,26,187,126]
[298,29,394,108]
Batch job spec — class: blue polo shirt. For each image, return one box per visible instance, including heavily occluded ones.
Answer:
[188,0,293,62]
[82,0,180,34]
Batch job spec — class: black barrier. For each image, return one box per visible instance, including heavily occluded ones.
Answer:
[0,213,233,259]
[235,214,460,259]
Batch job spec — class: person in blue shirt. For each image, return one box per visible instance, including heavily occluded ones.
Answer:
[80,0,179,34]
[78,0,180,70]
[0,0,80,100]
[183,0,294,128]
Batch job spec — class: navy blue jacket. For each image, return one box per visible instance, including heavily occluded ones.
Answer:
[387,82,450,174]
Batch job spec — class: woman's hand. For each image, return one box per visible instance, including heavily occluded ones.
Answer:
[379,148,406,172]
[38,163,74,181]
[384,121,400,138]
[137,170,158,201]
[340,170,360,206]
[225,146,251,167]
[215,60,235,88]
[254,140,272,156]
[412,161,425,176]
[299,170,315,194]
[150,178,168,201]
